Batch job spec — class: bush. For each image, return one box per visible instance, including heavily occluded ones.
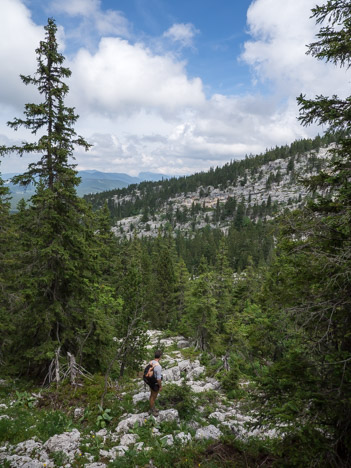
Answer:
[158,383,196,420]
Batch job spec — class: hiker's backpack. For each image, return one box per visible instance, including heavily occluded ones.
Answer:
[143,361,157,386]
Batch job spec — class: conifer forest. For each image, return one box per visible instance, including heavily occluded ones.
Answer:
[0,2,350,467]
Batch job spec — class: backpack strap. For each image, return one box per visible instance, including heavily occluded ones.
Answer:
[146,361,157,378]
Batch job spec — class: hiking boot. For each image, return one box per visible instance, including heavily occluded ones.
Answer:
[149,407,159,416]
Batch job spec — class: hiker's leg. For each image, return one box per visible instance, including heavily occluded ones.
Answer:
[149,387,159,410]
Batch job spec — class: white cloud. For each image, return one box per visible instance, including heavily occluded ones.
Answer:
[242,0,347,98]
[163,23,199,49]
[51,0,99,17]
[50,0,130,37]
[69,37,205,116]
[0,0,348,177]
[0,0,43,108]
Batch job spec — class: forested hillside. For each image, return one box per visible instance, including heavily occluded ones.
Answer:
[0,2,350,467]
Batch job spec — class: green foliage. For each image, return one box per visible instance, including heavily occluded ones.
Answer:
[159,383,196,420]
[13,391,37,409]
[96,405,112,428]
[0,407,72,445]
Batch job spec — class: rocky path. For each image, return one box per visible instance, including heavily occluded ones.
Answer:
[0,331,281,467]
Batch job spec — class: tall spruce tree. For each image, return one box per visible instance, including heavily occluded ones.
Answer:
[258,2,351,464]
[0,19,115,378]
[0,170,15,366]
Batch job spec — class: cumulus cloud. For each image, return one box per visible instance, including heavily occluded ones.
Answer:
[69,37,205,116]
[0,0,43,108]
[242,0,347,98]
[163,23,199,49]
[0,0,348,176]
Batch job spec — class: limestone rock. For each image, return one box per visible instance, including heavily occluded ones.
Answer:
[120,433,137,446]
[74,407,84,420]
[44,428,81,460]
[115,412,148,433]
[188,366,205,380]
[157,409,179,423]
[178,359,191,372]
[195,425,222,441]
[100,445,129,459]
[14,439,43,455]
[133,391,149,404]
[85,464,107,468]
[162,366,180,382]
[160,434,174,446]
[208,412,226,422]
[175,432,192,444]
[177,340,190,349]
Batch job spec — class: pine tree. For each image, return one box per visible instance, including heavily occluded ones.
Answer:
[0,19,115,377]
[260,2,351,463]
[0,170,16,366]
[1,18,90,188]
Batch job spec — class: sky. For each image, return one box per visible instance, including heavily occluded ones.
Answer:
[0,0,348,176]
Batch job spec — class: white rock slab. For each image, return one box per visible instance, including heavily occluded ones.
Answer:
[195,425,222,441]
[133,391,149,404]
[44,429,80,460]
[188,366,205,379]
[157,409,179,423]
[115,412,149,433]
[85,463,107,468]
[208,412,226,422]
[175,432,192,444]
[120,433,137,446]
[160,434,174,446]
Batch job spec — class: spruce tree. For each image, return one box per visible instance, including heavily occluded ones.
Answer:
[0,19,115,377]
[259,2,351,463]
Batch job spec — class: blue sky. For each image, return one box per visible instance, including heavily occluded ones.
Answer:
[0,0,347,176]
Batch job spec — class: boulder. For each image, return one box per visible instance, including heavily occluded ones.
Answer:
[74,408,84,420]
[115,412,148,433]
[162,366,180,382]
[119,433,137,446]
[177,340,190,349]
[133,391,149,404]
[157,409,179,423]
[95,428,108,438]
[188,383,206,393]
[100,445,128,459]
[160,434,174,446]
[14,439,43,455]
[0,454,53,467]
[159,338,174,347]
[188,366,205,380]
[44,428,81,460]
[208,412,226,422]
[175,432,192,444]
[178,360,191,372]
[195,425,222,441]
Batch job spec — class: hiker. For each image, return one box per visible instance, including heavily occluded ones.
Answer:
[144,350,163,416]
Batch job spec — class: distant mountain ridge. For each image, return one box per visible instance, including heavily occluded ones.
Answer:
[2,170,171,208]
[83,134,339,239]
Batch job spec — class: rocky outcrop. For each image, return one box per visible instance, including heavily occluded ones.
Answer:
[0,330,284,466]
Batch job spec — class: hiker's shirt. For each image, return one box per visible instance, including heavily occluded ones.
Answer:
[151,360,162,381]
